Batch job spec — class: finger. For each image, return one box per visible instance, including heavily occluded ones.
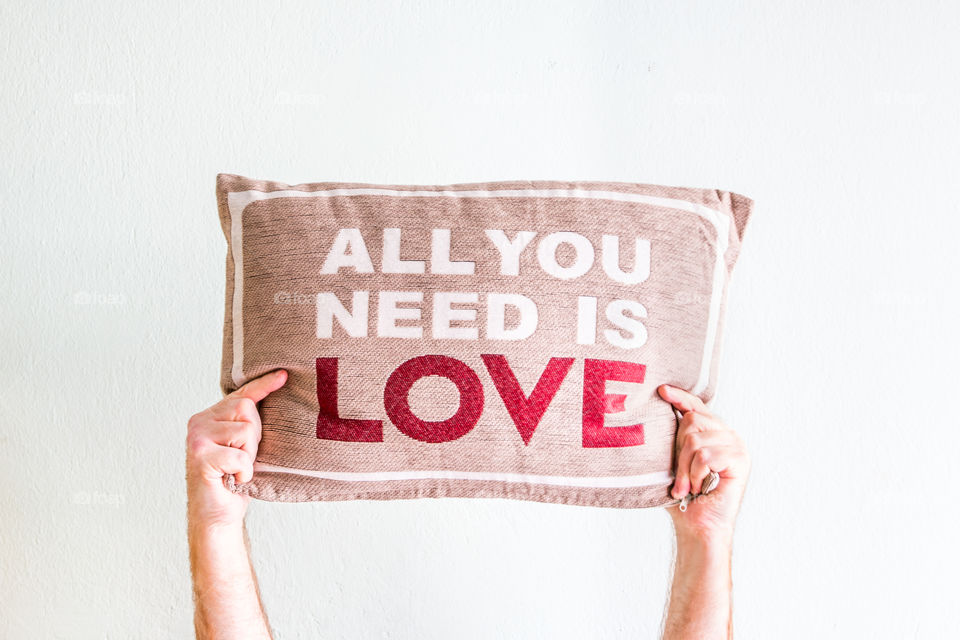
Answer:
[206,420,261,457]
[211,395,262,424]
[658,384,711,417]
[229,369,288,404]
[202,444,255,484]
[674,411,726,468]
[688,444,741,494]
[672,430,730,498]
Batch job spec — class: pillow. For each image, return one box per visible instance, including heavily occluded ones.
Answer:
[216,173,753,509]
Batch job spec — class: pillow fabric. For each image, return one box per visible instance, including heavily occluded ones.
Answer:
[216,173,753,509]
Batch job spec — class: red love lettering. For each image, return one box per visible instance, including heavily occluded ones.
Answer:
[384,354,484,443]
[480,354,574,445]
[316,357,384,442]
[581,358,646,448]
[315,355,647,449]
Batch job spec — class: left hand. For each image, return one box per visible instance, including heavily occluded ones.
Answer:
[657,384,751,542]
[186,369,288,530]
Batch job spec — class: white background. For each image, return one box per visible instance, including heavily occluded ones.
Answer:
[2,1,958,638]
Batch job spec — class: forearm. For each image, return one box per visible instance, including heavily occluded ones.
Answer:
[189,522,273,640]
[661,532,733,639]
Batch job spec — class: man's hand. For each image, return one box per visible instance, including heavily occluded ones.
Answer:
[658,384,750,543]
[186,369,287,640]
[186,369,288,530]
[658,384,750,640]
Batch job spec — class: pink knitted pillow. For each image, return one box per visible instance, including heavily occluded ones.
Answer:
[216,173,752,508]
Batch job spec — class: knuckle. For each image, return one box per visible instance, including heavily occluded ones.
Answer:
[677,422,698,441]
[235,397,257,418]
[701,414,719,429]
[233,448,254,470]
[689,412,708,428]
[186,411,207,433]
[185,413,219,451]
[185,435,210,459]
[215,447,242,471]
[694,448,710,464]
[243,416,262,436]
[228,445,249,462]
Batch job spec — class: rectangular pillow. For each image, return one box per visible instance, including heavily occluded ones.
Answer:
[216,173,753,509]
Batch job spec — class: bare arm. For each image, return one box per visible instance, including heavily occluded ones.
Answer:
[657,384,750,640]
[186,370,288,640]
[663,529,733,638]
[188,521,272,639]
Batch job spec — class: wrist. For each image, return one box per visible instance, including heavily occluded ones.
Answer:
[188,518,245,545]
[673,531,732,590]
[188,521,251,584]
[674,525,735,553]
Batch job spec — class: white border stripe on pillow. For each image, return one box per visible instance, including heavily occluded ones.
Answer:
[252,461,674,488]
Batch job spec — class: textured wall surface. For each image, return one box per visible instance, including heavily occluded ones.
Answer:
[2,1,958,638]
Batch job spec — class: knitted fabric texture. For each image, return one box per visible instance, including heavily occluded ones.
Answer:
[216,173,753,509]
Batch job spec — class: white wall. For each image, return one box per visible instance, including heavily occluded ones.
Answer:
[2,1,958,638]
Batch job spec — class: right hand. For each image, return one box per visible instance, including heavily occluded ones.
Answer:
[186,369,288,530]
[658,384,750,543]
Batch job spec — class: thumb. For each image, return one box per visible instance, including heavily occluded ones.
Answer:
[230,369,288,403]
[657,384,710,416]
